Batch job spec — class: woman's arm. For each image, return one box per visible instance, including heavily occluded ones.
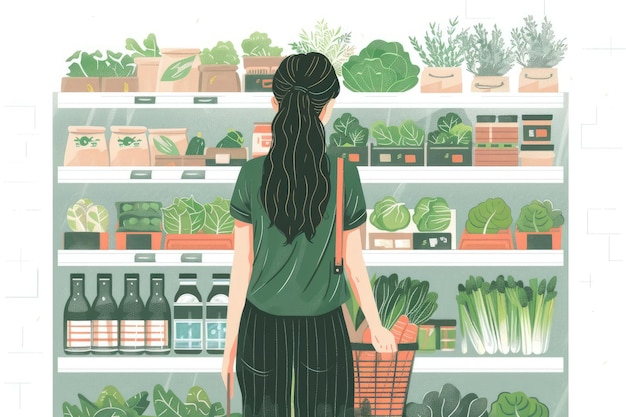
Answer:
[222,219,253,397]
[343,227,397,353]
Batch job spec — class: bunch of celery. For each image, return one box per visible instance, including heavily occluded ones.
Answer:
[456,275,557,355]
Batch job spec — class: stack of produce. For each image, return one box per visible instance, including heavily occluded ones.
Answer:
[473,115,519,166]
[519,114,555,166]
[115,201,162,250]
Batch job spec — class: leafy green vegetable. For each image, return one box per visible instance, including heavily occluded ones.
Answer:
[341,39,420,92]
[329,113,369,147]
[465,197,512,234]
[126,33,160,58]
[289,19,355,76]
[413,197,451,231]
[162,196,234,235]
[67,198,109,232]
[370,196,411,232]
[428,112,472,147]
[241,31,283,56]
[200,41,240,65]
[116,201,162,232]
[161,55,197,82]
[371,120,425,147]
[216,129,245,148]
[62,385,150,417]
[404,382,488,417]
[511,15,567,68]
[516,199,564,232]
[65,50,136,77]
[488,391,549,417]
[153,135,180,156]
[409,17,468,67]
[460,23,515,76]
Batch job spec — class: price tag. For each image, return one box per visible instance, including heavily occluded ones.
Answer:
[134,253,156,263]
[134,96,156,104]
[181,170,205,180]
[194,96,218,104]
[181,253,202,263]
[130,170,152,180]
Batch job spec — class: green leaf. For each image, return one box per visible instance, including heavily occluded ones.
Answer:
[370,196,411,231]
[199,41,240,65]
[78,394,99,417]
[63,402,85,417]
[413,197,451,232]
[398,120,425,146]
[241,31,283,56]
[126,33,160,58]
[67,203,89,231]
[208,402,226,417]
[516,201,554,232]
[153,135,180,155]
[161,55,197,82]
[125,391,150,415]
[86,204,109,232]
[437,112,462,133]
[153,384,191,417]
[179,196,206,234]
[185,386,211,415]
[162,200,193,234]
[465,197,512,234]
[202,200,234,234]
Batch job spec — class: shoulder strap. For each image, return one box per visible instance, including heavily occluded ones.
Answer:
[334,157,344,274]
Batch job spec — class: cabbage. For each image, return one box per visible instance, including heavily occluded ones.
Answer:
[465,197,512,234]
[342,39,420,92]
[370,196,411,231]
[404,383,488,417]
[413,197,451,231]
[516,199,564,232]
[488,391,549,417]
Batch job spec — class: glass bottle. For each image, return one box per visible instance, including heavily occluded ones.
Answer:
[173,273,203,354]
[205,274,229,354]
[63,273,92,355]
[91,273,119,354]
[118,273,145,354]
[145,273,171,354]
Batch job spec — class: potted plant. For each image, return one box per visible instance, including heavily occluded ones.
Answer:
[342,39,420,92]
[126,33,161,92]
[426,112,473,166]
[99,50,138,92]
[366,196,415,250]
[515,199,564,249]
[161,195,235,250]
[198,41,242,92]
[461,23,515,92]
[412,197,456,250]
[289,19,355,77]
[205,129,249,166]
[241,31,284,92]
[370,119,425,166]
[114,201,163,250]
[409,17,468,93]
[64,198,109,250]
[62,49,138,92]
[511,15,567,93]
[326,112,369,165]
[458,197,514,249]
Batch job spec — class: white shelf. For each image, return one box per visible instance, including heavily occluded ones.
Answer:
[57,250,563,267]
[56,92,566,109]
[57,166,563,184]
[57,356,564,373]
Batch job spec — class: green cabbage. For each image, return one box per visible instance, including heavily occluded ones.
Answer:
[370,196,411,231]
[428,112,473,146]
[371,120,425,147]
[329,112,369,147]
[162,196,234,235]
[404,383,488,417]
[516,199,564,232]
[488,392,549,417]
[413,197,451,231]
[342,39,420,92]
[465,197,512,234]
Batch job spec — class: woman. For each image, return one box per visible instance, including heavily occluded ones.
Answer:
[222,52,396,417]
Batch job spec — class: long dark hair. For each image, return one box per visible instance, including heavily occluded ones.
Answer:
[261,52,340,244]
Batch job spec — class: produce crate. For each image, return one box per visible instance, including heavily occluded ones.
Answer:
[164,233,234,250]
[515,226,562,250]
[366,209,418,250]
[474,144,519,166]
[63,232,108,250]
[205,147,248,166]
[244,74,273,92]
[458,229,514,250]
[418,319,457,351]
[326,145,369,166]
[115,231,162,250]
[154,155,206,166]
[426,145,472,166]
[370,144,424,166]
[413,209,456,249]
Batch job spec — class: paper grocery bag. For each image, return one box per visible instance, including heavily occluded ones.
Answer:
[471,76,510,93]
[64,126,109,166]
[108,126,150,166]
[420,67,463,93]
[519,68,559,93]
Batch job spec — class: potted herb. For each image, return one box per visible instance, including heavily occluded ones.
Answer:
[326,112,369,165]
[426,112,473,166]
[370,119,425,166]
[458,197,514,249]
[62,49,137,92]
[64,198,109,250]
[289,19,355,77]
[409,17,468,93]
[367,196,415,250]
[198,41,242,92]
[241,31,284,92]
[511,15,567,93]
[161,195,235,250]
[114,201,163,250]
[515,199,564,249]
[412,197,455,250]
[205,129,248,166]
[126,33,161,92]
[342,39,420,92]
[460,23,515,92]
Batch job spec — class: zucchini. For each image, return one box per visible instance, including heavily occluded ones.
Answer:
[186,132,205,155]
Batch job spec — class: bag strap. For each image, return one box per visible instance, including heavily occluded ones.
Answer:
[334,157,344,274]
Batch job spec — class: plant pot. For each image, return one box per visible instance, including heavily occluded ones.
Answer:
[205,147,248,166]
[134,57,161,92]
[100,77,139,92]
[515,226,562,250]
[420,67,463,93]
[370,143,425,166]
[471,75,510,92]
[458,228,514,250]
[156,48,201,92]
[115,231,162,250]
[519,67,559,93]
[164,233,234,250]
[63,232,108,250]
[426,145,472,166]
[61,77,101,92]
[198,64,241,92]
[326,145,369,166]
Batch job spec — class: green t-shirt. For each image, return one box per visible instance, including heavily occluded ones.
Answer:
[229,155,367,316]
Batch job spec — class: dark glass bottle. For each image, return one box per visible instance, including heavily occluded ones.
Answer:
[173,273,203,354]
[63,273,92,355]
[91,273,119,354]
[145,273,171,354]
[205,274,229,354]
[118,273,145,354]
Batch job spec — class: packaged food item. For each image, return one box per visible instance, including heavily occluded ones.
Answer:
[108,126,150,166]
[156,48,201,92]
[64,126,109,166]
[173,274,203,354]
[91,273,118,354]
[205,274,229,354]
[118,273,145,354]
[145,273,171,354]
[63,273,92,354]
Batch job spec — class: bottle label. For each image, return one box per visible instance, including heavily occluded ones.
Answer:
[174,319,203,350]
[92,320,119,349]
[66,320,92,349]
[120,320,145,350]
[146,320,169,349]
[205,319,226,350]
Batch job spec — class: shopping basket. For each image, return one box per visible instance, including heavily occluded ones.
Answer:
[352,342,419,417]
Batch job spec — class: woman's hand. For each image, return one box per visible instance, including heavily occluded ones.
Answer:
[368,324,398,354]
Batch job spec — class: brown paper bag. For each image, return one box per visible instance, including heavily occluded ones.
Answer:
[420,67,463,93]
[108,126,150,166]
[471,76,510,92]
[64,126,109,166]
[519,68,558,92]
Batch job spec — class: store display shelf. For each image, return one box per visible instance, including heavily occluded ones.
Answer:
[56,92,566,109]
[57,356,564,374]
[57,166,564,184]
[57,250,563,267]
